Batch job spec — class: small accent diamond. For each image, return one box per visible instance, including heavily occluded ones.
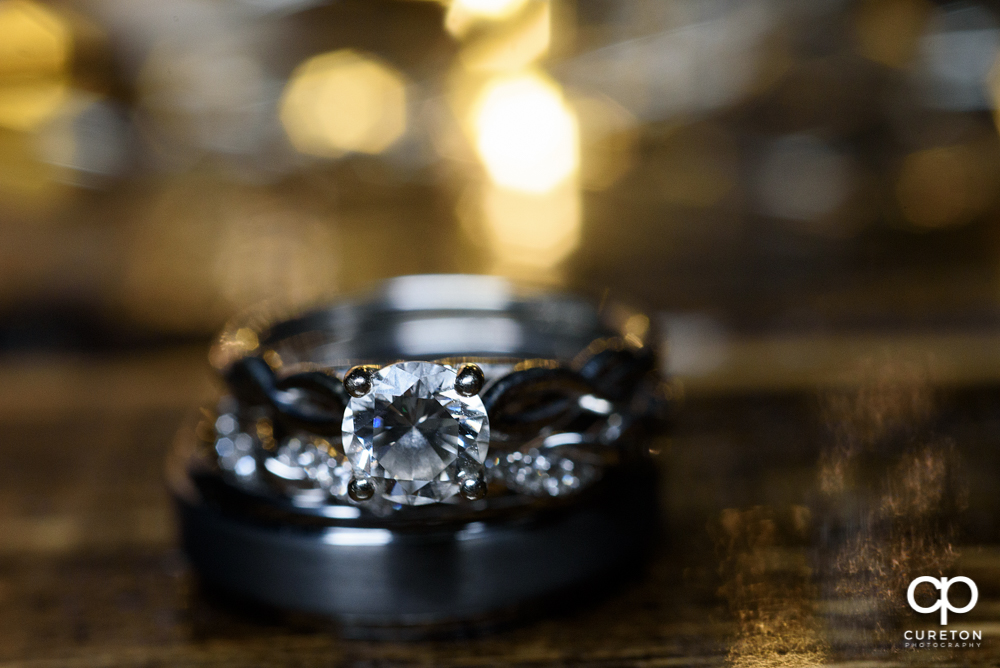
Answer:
[490,445,601,497]
[263,436,353,499]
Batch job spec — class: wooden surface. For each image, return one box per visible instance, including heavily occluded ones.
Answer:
[1,347,1000,666]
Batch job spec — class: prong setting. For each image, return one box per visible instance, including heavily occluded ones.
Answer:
[344,366,374,398]
[454,363,485,397]
[459,473,487,501]
[347,476,375,502]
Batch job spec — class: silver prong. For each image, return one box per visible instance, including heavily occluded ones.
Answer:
[347,476,375,502]
[344,366,374,398]
[455,363,485,397]
[459,474,487,501]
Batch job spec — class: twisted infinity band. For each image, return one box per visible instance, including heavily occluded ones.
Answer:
[202,274,665,513]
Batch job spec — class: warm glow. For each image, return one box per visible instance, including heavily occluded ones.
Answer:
[0,0,71,131]
[472,72,578,193]
[463,180,580,269]
[460,1,550,72]
[623,313,649,348]
[280,50,407,157]
[0,79,68,131]
[0,0,70,77]
[446,0,529,36]
[456,0,527,18]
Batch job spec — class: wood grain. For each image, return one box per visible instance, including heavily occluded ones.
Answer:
[0,350,998,665]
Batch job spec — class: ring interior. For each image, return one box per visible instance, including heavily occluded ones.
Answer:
[255,275,619,370]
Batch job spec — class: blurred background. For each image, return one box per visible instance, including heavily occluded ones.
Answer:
[5,0,1000,663]
[4,0,1000,352]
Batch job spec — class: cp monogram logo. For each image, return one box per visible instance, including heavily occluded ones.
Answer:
[907,576,978,625]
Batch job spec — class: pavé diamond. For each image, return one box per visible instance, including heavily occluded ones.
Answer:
[342,361,490,505]
[262,436,353,500]
[490,445,601,497]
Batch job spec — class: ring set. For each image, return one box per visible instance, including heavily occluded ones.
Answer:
[205,276,663,513]
[171,275,667,629]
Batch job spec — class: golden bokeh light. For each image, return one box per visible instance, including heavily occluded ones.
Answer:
[445,0,529,38]
[0,0,72,132]
[455,0,527,18]
[472,71,578,193]
[623,313,650,348]
[0,0,70,77]
[896,145,996,229]
[280,50,407,158]
[461,179,580,270]
[459,1,550,72]
[0,79,68,132]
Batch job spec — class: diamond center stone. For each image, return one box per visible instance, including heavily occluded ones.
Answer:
[342,361,490,505]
